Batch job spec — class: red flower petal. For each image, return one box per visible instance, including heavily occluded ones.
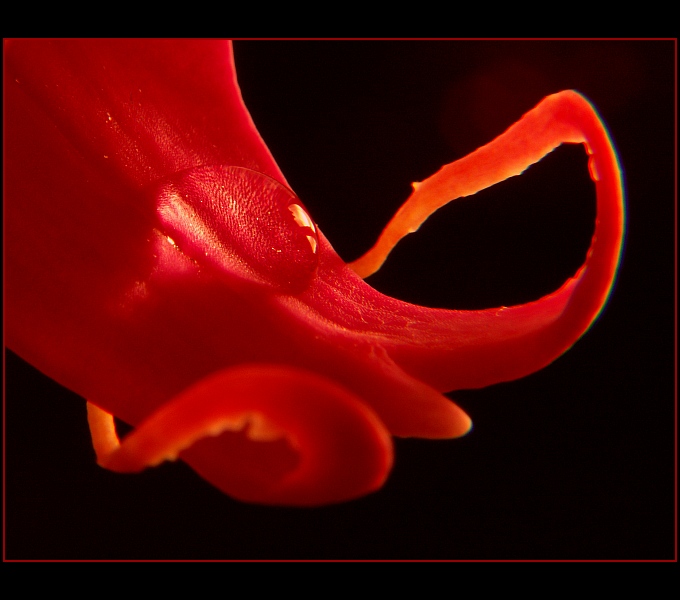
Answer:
[4,40,624,505]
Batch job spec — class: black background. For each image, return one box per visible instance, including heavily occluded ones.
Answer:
[4,40,675,560]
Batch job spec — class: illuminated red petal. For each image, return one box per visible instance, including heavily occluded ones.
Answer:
[4,39,624,505]
[4,39,319,402]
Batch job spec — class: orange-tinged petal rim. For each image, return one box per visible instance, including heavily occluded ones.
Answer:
[347,91,624,391]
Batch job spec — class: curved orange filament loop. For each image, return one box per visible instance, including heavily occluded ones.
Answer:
[86,365,394,506]
[349,92,625,310]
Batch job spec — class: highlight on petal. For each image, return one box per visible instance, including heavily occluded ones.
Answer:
[87,364,394,506]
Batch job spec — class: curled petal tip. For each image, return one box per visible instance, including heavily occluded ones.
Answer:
[358,90,624,392]
[89,365,394,506]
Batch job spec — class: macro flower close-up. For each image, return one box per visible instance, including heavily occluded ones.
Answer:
[4,39,674,560]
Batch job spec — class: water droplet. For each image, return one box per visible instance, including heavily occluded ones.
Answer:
[155,166,319,292]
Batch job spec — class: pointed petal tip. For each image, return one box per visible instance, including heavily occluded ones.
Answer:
[446,404,473,439]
